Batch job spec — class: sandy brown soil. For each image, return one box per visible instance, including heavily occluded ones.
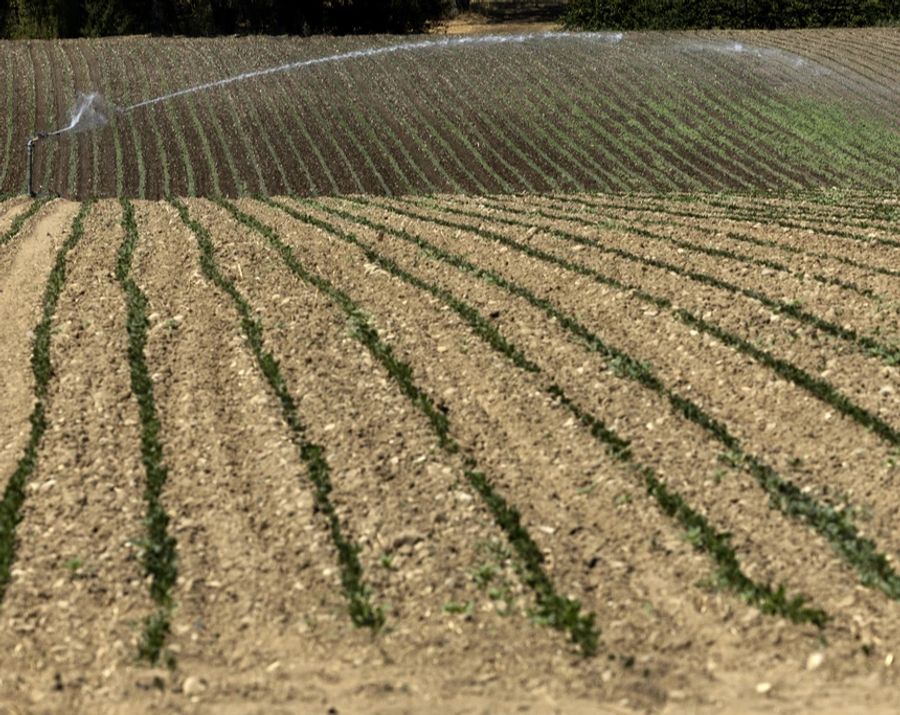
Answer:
[0,200,79,488]
[1,194,900,714]
[0,202,152,711]
[359,197,900,559]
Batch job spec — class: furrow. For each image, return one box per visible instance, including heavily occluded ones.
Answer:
[1,46,32,195]
[357,52,466,193]
[193,40,270,196]
[374,48,509,194]
[687,192,900,232]
[414,195,900,438]
[278,59,367,193]
[253,41,340,194]
[476,195,889,313]
[102,40,145,198]
[687,34,896,186]
[95,42,125,197]
[172,198,381,628]
[130,199,361,697]
[49,42,78,198]
[217,198,600,656]
[75,43,112,196]
[399,51,544,192]
[572,193,900,261]
[484,47,618,191]
[0,199,46,248]
[661,193,900,240]
[344,195,900,599]
[550,193,900,281]
[547,45,699,191]
[0,199,67,492]
[387,53,501,194]
[59,42,94,199]
[410,196,900,368]
[264,195,833,629]
[30,42,57,195]
[331,61,415,194]
[197,42,290,196]
[0,202,155,711]
[158,43,225,196]
[0,200,86,598]
[0,48,14,192]
[305,57,391,195]
[132,42,184,197]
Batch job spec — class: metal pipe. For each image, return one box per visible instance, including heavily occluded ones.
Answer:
[26,132,47,197]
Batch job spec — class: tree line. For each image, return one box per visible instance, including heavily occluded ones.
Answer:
[2,0,897,37]
[565,0,900,30]
[0,0,456,38]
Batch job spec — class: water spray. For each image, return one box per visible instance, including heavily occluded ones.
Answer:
[26,92,116,197]
[27,31,623,195]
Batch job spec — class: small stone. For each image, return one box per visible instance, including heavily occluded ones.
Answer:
[182,676,207,696]
[135,669,169,690]
[741,607,761,625]
[806,652,825,671]
[391,531,424,550]
[886,653,894,667]
[755,682,772,695]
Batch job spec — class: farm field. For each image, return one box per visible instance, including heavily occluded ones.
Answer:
[1,24,900,715]
[0,28,898,198]
[0,189,899,713]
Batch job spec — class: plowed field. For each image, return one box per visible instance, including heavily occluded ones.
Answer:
[1,190,899,714]
[1,28,898,198]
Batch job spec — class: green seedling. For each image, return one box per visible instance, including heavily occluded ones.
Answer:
[380,552,397,570]
[613,492,632,507]
[443,600,474,615]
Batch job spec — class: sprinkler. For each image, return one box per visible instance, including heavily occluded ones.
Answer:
[26,132,48,198]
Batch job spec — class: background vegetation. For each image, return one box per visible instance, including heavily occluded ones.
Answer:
[2,0,898,37]
[0,0,455,37]
[565,0,900,30]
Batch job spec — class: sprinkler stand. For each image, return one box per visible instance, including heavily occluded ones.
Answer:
[26,132,48,197]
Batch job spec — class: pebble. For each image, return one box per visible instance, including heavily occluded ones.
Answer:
[182,676,207,696]
[391,531,424,550]
[806,652,825,671]
[755,682,772,695]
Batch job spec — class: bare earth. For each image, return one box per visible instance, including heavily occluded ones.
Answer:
[0,193,899,713]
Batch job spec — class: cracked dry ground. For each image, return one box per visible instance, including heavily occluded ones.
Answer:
[0,193,899,714]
